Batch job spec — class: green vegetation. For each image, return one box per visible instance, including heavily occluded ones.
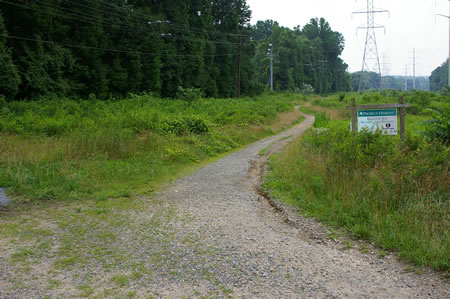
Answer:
[0,93,302,203]
[264,91,449,270]
[350,71,430,91]
[251,19,350,94]
[0,1,350,100]
[430,59,449,91]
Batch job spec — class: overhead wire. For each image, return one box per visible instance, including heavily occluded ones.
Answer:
[419,0,439,75]
[424,0,450,74]
[2,34,239,58]
[0,0,248,46]
[92,0,250,38]
[0,0,146,34]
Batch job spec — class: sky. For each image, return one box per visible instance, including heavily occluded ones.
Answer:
[246,0,449,77]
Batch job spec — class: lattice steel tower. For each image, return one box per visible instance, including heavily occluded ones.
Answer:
[353,0,388,91]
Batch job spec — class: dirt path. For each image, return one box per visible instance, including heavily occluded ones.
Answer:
[0,112,448,298]
[152,113,448,298]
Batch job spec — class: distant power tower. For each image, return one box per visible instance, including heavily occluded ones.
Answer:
[353,0,388,91]
[381,54,391,90]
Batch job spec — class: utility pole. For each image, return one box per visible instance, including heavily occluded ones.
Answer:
[413,48,416,90]
[381,53,391,90]
[405,66,408,91]
[353,0,389,92]
[268,44,273,91]
[318,60,327,94]
[237,38,242,98]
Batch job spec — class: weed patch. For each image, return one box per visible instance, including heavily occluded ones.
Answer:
[264,95,449,270]
[0,93,301,204]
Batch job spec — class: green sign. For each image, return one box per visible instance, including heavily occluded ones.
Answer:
[357,109,398,135]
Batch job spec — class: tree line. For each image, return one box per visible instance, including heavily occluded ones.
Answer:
[429,59,449,92]
[350,71,430,91]
[0,0,351,101]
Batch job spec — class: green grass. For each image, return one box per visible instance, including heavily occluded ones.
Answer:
[0,92,308,298]
[264,93,450,271]
[111,274,129,288]
[0,93,303,204]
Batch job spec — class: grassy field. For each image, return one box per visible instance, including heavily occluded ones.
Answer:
[264,91,449,271]
[0,93,312,297]
[0,93,304,204]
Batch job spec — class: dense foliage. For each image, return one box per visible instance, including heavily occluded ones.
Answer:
[251,19,351,94]
[429,59,449,92]
[0,93,298,202]
[0,1,350,100]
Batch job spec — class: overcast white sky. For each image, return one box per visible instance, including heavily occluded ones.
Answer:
[247,0,449,76]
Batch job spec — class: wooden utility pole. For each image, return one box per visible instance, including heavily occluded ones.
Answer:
[404,66,408,91]
[351,98,357,134]
[413,48,416,90]
[399,97,405,140]
[237,38,241,98]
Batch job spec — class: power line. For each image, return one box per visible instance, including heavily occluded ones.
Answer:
[93,0,250,38]
[0,0,146,34]
[58,0,249,38]
[0,0,248,46]
[2,34,239,58]
[418,0,438,71]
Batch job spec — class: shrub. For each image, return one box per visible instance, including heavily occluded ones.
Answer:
[423,102,450,145]
[183,117,209,134]
[264,122,449,270]
[300,83,314,95]
[176,86,204,105]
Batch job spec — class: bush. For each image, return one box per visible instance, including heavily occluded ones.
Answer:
[300,83,314,95]
[265,123,449,270]
[176,86,204,105]
[423,102,450,145]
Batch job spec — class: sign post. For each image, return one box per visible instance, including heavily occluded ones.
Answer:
[348,97,410,140]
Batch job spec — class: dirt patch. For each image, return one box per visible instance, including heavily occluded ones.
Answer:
[302,102,348,120]
[270,109,304,131]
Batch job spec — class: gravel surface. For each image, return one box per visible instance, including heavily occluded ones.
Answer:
[151,113,448,297]
[0,188,9,207]
[0,112,448,298]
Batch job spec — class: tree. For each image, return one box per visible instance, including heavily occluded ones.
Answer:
[0,13,20,100]
[252,18,350,94]
[430,60,449,92]
[0,1,349,100]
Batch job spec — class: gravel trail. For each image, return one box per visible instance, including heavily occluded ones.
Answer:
[0,112,448,298]
[152,113,448,297]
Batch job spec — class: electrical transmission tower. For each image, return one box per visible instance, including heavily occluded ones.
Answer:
[353,0,388,91]
[381,54,391,90]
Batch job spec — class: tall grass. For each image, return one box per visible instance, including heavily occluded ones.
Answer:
[0,93,301,203]
[264,95,450,270]
[309,90,449,116]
